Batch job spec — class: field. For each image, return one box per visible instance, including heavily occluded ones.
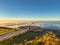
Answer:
[1,30,60,45]
[0,27,15,35]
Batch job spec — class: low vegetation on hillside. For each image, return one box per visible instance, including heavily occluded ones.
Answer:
[0,27,15,35]
[0,30,60,45]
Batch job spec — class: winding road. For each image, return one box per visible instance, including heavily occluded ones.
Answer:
[0,29,28,41]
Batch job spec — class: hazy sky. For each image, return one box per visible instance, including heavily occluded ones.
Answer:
[0,0,60,20]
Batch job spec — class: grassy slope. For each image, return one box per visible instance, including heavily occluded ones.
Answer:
[1,30,60,45]
[0,27,15,35]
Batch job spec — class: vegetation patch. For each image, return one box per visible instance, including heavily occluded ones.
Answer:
[1,30,60,45]
[0,27,15,35]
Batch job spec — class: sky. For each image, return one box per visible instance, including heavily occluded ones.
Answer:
[0,0,60,21]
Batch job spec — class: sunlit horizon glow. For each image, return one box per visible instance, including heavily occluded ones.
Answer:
[0,17,60,21]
